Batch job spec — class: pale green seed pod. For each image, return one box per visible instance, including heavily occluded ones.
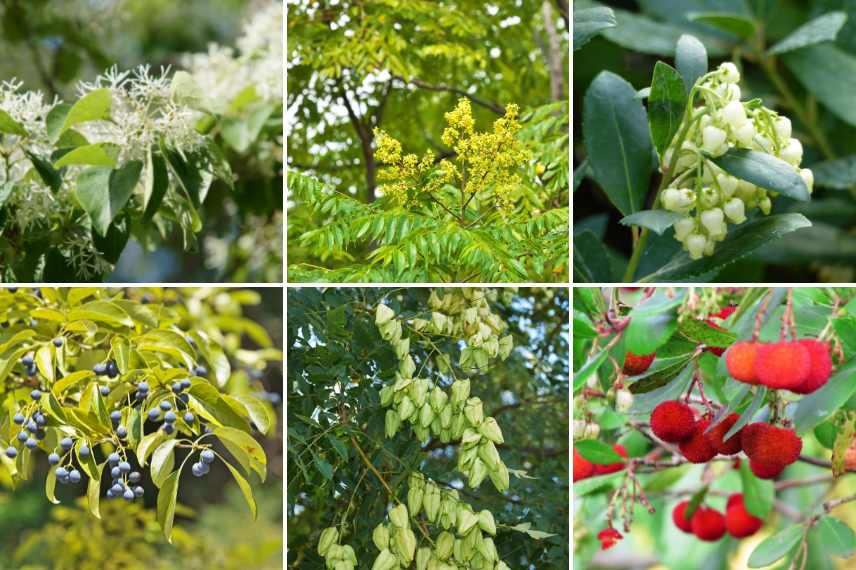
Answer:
[394,375,413,392]
[379,385,394,407]
[416,547,432,570]
[408,485,424,517]
[452,412,467,439]
[371,549,398,570]
[478,510,496,536]
[410,471,424,490]
[424,485,441,522]
[385,409,401,438]
[372,524,390,551]
[429,387,448,411]
[469,458,488,488]
[478,440,501,470]
[464,398,484,425]
[410,378,428,407]
[431,416,443,435]
[414,424,430,441]
[457,507,479,535]
[435,531,454,560]
[488,461,510,492]
[395,527,417,564]
[326,544,343,561]
[400,354,416,378]
[389,503,409,528]
[465,526,482,554]
[478,537,497,562]
[376,304,395,325]
[341,545,357,564]
[453,539,465,563]
[461,428,481,445]
[398,396,416,421]
[498,335,513,359]
[479,417,504,444]
[439,405,453,429]
[317,527,339,557]
[450,379,470,406]
[395,337,410,360]
[497,561,511,570]
[419,403,435,428]
[333,561,351,570]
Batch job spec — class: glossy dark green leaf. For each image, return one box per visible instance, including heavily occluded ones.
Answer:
[768,11,848,55]
[630,363,694,415]
[648,62,687,156]
[675,34,707,95]
[711,148,810,201]
[747,525,803,567]
[76,160,142,236]
[784,44,856,127]
[724,387,766,440]
[576,439,625,465]
[573,230,615,282]
[156,469,180,542]
[687,12,757,38]
[26,152,62,192]
[0,108,26,136]
[142,148,169,222]
[583,71,653,216]
[573,348,610,394]
[793,358,856,434]
[739,460,773,518]
[642,214,811,282]
[811,155,856,190]
[678,317,735,347]
[620,209,684,235]
[574,6,616,50]
[624,289,683,355]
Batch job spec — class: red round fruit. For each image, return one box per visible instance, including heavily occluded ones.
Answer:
[679,419,717,463]
[672,500,694,533]
[749,458,786,479]
[741,423,802,468]
[573,448,594,482]
[691,507,726,541]
[597,527,622,550]
[705,413,743,455]
[726,341,760,384]
[593,444,627,475]
[755,341,811,390]
[791,339,832,394]
[725,494,763,538]
[623,352,656,375]
[651,400,696,443]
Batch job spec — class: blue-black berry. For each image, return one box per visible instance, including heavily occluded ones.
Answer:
[108,452,120,464]
[48,453,60,465]
[183,412,195,423]
[111,483,124,495]
[53,338,63,348]
[159,401,172,411]
[13,413,24,425]
[56,467,68,478]
[106,361,118,378]
[21,355,34,366]
[119,461,131,473]
[123,488,135,501]
[69,469,81,483]
[116,426,127,438]
[100,385,110,396]
[5,446,17,458]
[30,389,41,401]
[134,486,144,497]
[25,438,37,449]
[17,432,27,442]
[180,379,192,390]
[163,423,174,434]
[111,466,121,478]
[164,411,176,423]
[129,471,141,483]
[191,462,208,477]
[60,437,73,451]
[200,449,215,464]
[194,365,208,377]
[148,409,160,421]
[93,363,107,375]
[79,444,90,458]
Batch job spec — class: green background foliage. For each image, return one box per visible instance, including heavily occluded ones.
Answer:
[574,0,856,283]
[287,0,569,282]
[0,286,283,568]
[287,287,569,568]
[573,287,856,569]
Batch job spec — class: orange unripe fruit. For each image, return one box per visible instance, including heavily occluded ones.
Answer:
[755,341,810,390]
[790,339,832,394]
[726,341,760,384]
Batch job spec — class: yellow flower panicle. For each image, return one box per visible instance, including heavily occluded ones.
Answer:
[373,98,529,212]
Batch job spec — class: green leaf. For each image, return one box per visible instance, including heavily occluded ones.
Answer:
[573,230,615,282]
[46,103,71,142]
[573,6,616,50]
[572,471,623,496]
[811,155,856,190]
[624,290,682,355]
[575,439,625,465]
[630,363,694,415]
[36,344,54,383]
[53,143,117,168]
[45,466,60,505]
[313,454,333,480]
[583,71,653,216]
[793,358,856,433]
[619,209,684,235]
[156,469,181,543]
[739,460,774,518]
[748,525,804,567]
[813,516,856,558]
[711,148,810,201]
[213,426,267,482]
[678,318,736,348]
[161,144,212,208]
[724,387,767,440]
[687,12,757,38]
[223,460,257,519]
[151,439,178,488]
[87,463,104,518]
[675,34,708,95]
[573,348,610,394]
[648,62,687,157]
[26,152,62,192]
[231,394,274,436]
[642,214,812,281]
[137,431,165,467]
[768,11,848,56]
[61,88,112,134]
[142,148,169,222]
[784,44,856,127]
[75,160,143,236]
[0,108,27,136]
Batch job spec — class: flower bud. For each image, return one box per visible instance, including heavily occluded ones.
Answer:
[719,62,740,83]
[699,186,718,209]
[717,173,738,197]
[674,217,695,242]
[724,198,746,223]
[701,208,725,238]
[615,389,634,412]
[735,180,756,201]
[573,419,586,438]
[734,121,755,146]
[686,234,707,260]
[800,168,814,193]
[759,196,772,215]
[774,116,792,141]
[720,100,747,128]
[661,187,681,211]
[583,421,600,439]
[780,138,803,165]
[702,126,727,155]
[704,238,716,255]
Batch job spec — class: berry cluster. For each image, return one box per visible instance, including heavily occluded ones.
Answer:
[105,452,145,501]
[572,444,627,483]
[660,62,813,259]
[650,399,803,478]
[726,338,831,393]
[672,494,762,541]
[6,388,48,458]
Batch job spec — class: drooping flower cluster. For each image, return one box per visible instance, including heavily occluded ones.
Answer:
[375,98,530,212]
[660,62,814,259]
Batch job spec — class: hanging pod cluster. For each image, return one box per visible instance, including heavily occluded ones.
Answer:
[317,527,358,570]
[371,482,510,570]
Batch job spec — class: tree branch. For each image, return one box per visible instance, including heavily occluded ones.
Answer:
[406,78,505,115]
[338,79,377,201]
[540,0,565,101]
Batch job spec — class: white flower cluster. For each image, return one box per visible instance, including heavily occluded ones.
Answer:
[181,1,283,113]
[76,65,205,161]
[660,62,813,260]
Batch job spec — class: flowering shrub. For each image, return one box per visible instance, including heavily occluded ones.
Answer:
[0,287,281,541]
[0,2,282,282]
